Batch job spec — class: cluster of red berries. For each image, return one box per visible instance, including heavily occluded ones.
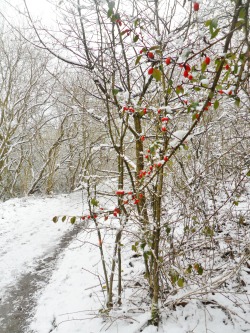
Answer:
[113,207,121,217]
[116,19,122,26]
[218,89,232,95]
[180,63,193,80]
[161,116,169,131]
[123,106,135,113]
[115,190,144,205]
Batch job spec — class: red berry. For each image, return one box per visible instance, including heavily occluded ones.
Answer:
[81,216,85,220]
[161,126,167,132]
[129,107,134,113]
[116,190,125,196]
[195,113,200,120]
[140,48,144,54]
[145,154,149,159]
[164,156,168,162]
[183,70,189,78]
[225,64,230,70]
[143,108,147,114]
[158,109,161,114]
[218,90,224,94]
[140,136,145,141]
[228,90,232,95]
[188,74,193,80]
[204,56,210,65]
[157,162,162,167]
[147,52,154,59]
[193,2,199,11]
[161,117,169,122]
[185,64,191,72]
[116,19,122,26]
[149,165,153,171]
[165,57,171,65]
[148,67,154,75]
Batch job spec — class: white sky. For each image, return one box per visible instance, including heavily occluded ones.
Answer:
[2,0,55,26]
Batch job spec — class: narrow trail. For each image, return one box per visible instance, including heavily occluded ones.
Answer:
[0,224,84,333]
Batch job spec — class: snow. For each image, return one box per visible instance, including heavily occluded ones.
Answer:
[0,192,85,302]
[0,192,249,333]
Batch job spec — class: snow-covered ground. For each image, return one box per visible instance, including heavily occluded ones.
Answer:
[0,192,85,300]
[0,192,249,333]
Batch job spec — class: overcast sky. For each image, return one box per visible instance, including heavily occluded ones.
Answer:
[2,0,55,25]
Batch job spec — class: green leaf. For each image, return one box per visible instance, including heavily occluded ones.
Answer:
[246,170,250,177]
[235,97,240,107]
[91,198,99,206]
[62,216,66,222]
[222,70,230,82]
[186,265,192,274]
[112,89,119,95]
[135,55,142,65]
[234,63,238,74]
[108,1,115,9]
[198,266,203,275]
[177,277,185,288]
[52,216,58,223]
[132,244,137,252]
[214,100,219,110]
[70,216,76,224]
[111,13,120,22]
[239,7,246,19]
[176,85,184,95]
[165,225,171,235]
[152,68,162,82]
[134,18,140,27]
[107,8,113,18]
[233,200,239,206]
[211,28,220,39]
[201,62,207,73]
[133,34,139,42]
[211,18,218,28]
[205,20,212,27]
[150,45,160,51]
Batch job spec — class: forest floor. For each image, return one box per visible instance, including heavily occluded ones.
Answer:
[0,192,249,333]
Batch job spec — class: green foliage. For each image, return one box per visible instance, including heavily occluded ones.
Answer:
[91,198,99,206]
[70,216,76,224]
[52,216,58,223]
[152,68,162,82]
[214,100,219,110]
[135,55,142,65]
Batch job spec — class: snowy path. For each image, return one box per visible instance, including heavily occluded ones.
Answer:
[0,192,86,332]
[0,224,83,333]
